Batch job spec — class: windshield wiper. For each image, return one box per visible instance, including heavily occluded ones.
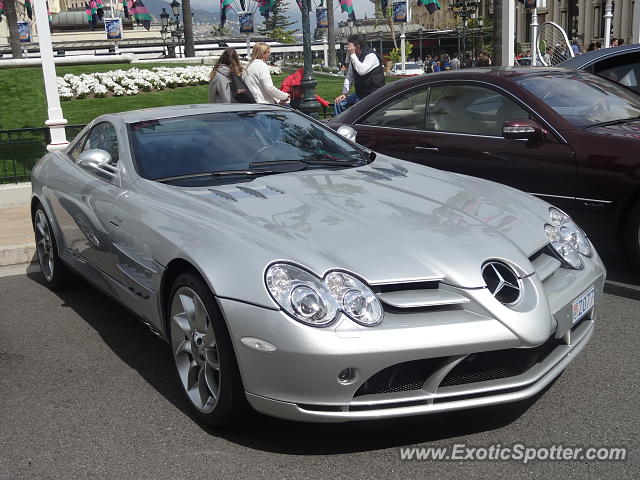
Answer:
[249,158,365,169]
[587,115,640,128]
[154,168,282,183]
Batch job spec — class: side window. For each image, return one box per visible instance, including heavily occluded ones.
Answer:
[83,122,120,164]
[360,88,428,130]
[67,131,88,161]
[427,85,529,136]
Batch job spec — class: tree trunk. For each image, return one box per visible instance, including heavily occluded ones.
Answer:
[492,0,502,66]
[181,0,195,58]
[326,0,336,68]
[6,0,23,59]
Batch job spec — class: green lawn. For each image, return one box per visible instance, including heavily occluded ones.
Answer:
[0,63,348,129]
[0,62,365,182]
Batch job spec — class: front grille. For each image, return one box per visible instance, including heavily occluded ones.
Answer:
[354,357,444,397]
[439,337,563,387]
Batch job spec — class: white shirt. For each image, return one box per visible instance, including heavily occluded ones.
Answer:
[450,58,461,70]
[243,59,289,104]
[342,52,380,94]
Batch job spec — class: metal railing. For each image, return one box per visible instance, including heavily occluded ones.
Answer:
[0,107,334,184]
[0,125,86,184]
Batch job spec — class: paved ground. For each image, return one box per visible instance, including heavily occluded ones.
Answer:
[0,205,34,266]
[0,249,638,479]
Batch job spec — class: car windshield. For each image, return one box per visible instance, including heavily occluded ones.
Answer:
[128,110,366,184]
[515,71,640,128]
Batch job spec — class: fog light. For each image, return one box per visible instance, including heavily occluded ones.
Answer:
[337,367,357,384]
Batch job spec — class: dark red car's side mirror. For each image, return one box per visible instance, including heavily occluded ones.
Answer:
[502,119,544,141]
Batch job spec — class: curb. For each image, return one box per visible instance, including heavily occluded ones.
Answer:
[0,183,32,208]
[0,243,36,267]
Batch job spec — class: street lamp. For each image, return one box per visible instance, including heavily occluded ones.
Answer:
[300,0,318,118]
[449,0,478,64]
[169,0,183,58]
[170,0,181,16]
[418,26,423,63]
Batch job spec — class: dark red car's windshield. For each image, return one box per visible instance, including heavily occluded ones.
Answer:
[515,71,640,128]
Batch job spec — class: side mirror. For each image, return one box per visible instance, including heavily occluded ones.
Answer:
[336,125,357,142]
[78,149,118,180]
[502,119,544,141]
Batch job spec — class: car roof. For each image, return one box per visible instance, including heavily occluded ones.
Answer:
[103,103,288,124]
[559,44,640,69]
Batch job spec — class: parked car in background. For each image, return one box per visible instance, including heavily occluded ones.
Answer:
[560,43,640,92]
[330,67,640,261]
[31,104,603,425]
[515,57,532,66]
[388,62,425,76]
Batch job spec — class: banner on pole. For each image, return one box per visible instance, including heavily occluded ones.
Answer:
[392,1,407,23]
[105,17,123,40]
[238,11,254,34]
[316,8,328,29]
[18,21,31,42]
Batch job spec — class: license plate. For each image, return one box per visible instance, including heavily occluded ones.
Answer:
[572,286,595,324]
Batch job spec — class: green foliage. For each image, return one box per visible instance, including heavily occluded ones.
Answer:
[270,26,295,44]
[259,0,298,35]
[388,43,413,64]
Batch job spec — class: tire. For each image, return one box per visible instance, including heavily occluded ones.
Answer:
[624,202,640,266]
[167,272,251,427]
[33,206,71,290]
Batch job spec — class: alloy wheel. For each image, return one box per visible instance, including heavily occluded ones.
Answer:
[169,286,221,413]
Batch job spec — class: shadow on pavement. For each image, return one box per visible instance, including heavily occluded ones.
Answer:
[25,268,550,455]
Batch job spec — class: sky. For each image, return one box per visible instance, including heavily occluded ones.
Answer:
[190,0,376,22]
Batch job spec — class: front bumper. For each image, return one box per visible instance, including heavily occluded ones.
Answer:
[219,252,605,422]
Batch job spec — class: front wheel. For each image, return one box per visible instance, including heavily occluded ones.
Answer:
[168,272,251,426]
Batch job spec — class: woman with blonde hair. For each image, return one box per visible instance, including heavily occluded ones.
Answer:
[243,42,290,104]
[208,48,244,103]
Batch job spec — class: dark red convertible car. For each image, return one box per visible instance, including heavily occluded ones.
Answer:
[329,67,640,261]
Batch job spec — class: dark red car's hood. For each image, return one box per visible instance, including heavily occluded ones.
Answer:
[585,119,640,139]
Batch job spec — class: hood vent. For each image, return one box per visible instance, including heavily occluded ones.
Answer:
[208,185,284,201]
[372,280,469,311]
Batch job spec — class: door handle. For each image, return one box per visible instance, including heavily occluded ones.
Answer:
[413,146,439,153]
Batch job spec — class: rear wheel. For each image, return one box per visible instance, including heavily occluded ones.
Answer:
[168,272,251,426]
[33,207,70,289]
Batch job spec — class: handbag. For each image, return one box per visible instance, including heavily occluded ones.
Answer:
[230,73,256,104]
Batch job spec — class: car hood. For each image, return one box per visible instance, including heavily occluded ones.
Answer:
[148,156,551,291]
[585,119,640,139]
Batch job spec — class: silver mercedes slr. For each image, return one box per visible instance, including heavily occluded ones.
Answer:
[31,104,605,426]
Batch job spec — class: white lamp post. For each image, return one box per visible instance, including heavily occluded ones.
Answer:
[34,0,68,151]
[604,0,613,48]
[531,3,538,66]
[634,0,640,44]
[502,0,516,66]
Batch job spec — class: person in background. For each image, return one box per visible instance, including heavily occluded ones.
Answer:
[333,33,385,116]
[244,42,290,105]
[571,39,581,55]
[611,38,619,47]
[280,68,330,110]
[208,48,243,103]
[450,53,461,70]
[587,42,596,52]
[619,38,625,46]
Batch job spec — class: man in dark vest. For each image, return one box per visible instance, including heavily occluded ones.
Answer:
[334,33,385,116]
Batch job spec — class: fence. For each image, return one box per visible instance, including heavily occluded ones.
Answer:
[0,125,86,184]
[0,106,334,184]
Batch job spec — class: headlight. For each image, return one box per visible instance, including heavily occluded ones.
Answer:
[544,208,591,270]
[265,264,337,326]
[325,271,383,326]
[265,264,383,327]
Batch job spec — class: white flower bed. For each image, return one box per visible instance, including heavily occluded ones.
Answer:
[58,64,283,100]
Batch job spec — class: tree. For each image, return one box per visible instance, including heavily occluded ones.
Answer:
[327,0,336,67]
[5,0,23,59]
[492,0,502,66]
[270,26,295,44]
[258,0,298,36]
[181,0,195,58]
